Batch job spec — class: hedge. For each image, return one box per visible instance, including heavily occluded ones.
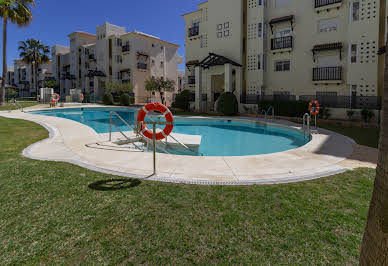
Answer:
[258,100,310,118]
[217,92,239,116]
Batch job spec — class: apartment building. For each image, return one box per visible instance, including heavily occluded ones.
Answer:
[183,0,387,111]
[5,66,15,87]
[52,22,183,104]
[6,59,53,97]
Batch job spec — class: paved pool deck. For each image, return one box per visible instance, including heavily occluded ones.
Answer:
[0,105,376,185]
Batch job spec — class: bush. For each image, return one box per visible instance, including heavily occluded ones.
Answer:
[217,92,239,116]
[258,100,309,118]
[361,109,375,123]
[119,94,130,106]
[347,110,355,121]
[102,93,114,105]
[172,90,192,111]
[318,107,331,120]
[129,96,135,105]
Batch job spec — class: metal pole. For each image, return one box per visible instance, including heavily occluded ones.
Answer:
[109,112,112,141]
[153,123,156,175]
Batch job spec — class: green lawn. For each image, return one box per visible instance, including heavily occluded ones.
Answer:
[0,116,375,264]
[318,123,380,149]
[0,101,39,111]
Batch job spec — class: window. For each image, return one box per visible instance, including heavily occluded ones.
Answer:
[116,55,122,64]
[318,18,338,33]
[274,60,291,71]
[258,22,263,38]
[217,32,223,38]
[258,55,262,70]
[217,24,223,30]
[350,44,358,63]
[274,28,291,38]
[258,0,262,5]
[351,1,360,22]
[224,30,230,37]
[224,22,230,29]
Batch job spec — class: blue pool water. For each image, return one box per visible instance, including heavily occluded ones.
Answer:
[28,107,309,156]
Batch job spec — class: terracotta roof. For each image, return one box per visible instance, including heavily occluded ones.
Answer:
[313,42,343,51]
[269,15,294,24]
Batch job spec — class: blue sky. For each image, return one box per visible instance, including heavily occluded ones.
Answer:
[1,0,203,73]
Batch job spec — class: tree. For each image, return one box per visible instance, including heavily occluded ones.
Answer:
[145,76,175,106]
[0,0,35,106]
[18,38,50,98]
[359,46,388,264]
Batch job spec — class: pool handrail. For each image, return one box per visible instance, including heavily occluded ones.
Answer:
[144,114,201,156]
[8,98,24,113]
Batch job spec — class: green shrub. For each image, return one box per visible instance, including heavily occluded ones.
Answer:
[119,94,130,106]
[361,109,375,123]
[172,90,192,111]
[217,92,239,116]
[258,100,309,118]
[347,110,355,121]
[129,96,135,105]
[102,93,114,105]
[318,107,331,120]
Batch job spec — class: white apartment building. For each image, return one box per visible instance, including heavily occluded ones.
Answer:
[6,59,53,97]
[52,22,183,104]
[183,0,387,111]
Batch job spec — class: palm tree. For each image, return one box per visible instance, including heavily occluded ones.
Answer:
[18,39,50,97]
[0,0,35,106]
[359,46,388,263]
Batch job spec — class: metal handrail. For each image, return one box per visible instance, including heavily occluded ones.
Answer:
[303,113,311,140]
[109,112,144,151]
[8,98,24,113]
[144,115,200,155]
[265,106,274,120]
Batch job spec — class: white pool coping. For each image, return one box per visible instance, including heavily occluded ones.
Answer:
[0,106,355,185]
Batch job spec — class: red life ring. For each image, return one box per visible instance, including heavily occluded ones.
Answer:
[80,93,84,102]
[51,93,60,103]
[309,100,320,116]
[137,103,174,141]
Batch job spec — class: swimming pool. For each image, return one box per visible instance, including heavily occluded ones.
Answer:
[29,107,309,157]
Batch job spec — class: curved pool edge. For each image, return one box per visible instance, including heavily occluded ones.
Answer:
[0,109,354,185]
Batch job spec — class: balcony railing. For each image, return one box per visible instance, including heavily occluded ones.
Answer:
[188,27,199,37]
[271,36,293,50]
[313,67,342,81]
[137,63,147,70]
[188,76,195,85]
[122,79,131,84]
[315,0,342,8]
[89,54,95,60]
[122,45,130,52]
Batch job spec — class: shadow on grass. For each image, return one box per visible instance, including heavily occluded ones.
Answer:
[88,178,141,191]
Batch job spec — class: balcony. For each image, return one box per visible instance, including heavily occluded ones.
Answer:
[315,0,342,9]
[188,76,195,85]
[122,79,131,84]
[122,45,130,53]
[271,36,293,51]
[89,54,95,61]
[137,63,147,70]
[188,27,199,38]
[313,67,342,82]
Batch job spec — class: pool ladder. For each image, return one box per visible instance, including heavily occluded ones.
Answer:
[259,106,275,120]
[303,113,312,141]
[7,98,24,113]
[108,111,199,155]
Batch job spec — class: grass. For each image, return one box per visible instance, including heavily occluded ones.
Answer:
[0,101,39,111]
[318,123,380,148]
[0,116,375,264]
